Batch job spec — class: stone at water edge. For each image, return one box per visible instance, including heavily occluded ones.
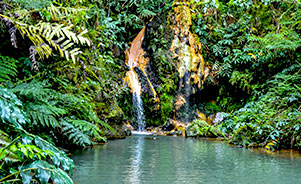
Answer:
[167,130,183,136]
[125,122,134,131]
[163,120,187,136]
[212,112,229,125]
[161,119,176,131]
[105,124,131,139]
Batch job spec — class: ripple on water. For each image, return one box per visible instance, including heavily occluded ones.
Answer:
[71,136,301,184]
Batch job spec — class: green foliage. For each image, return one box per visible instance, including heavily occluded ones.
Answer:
[13,0,52,9]
[192,0,300,108]
[229,69,254,93]
[188,119,225,138]
[0,0,90,69]
[20,160,73,184]
[160,93,175,124]
[11,80,111,147]
[0,131,20,162]
[0,55,18,83]
[220,65,301,149]
[0,84,74,183]
[12,81,66,128]
[61,118,107,147]
[0,129,74,184]
[0,87,28,129]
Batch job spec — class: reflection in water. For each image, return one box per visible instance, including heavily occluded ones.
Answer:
[126,137,144,183]
[71,136,301,184]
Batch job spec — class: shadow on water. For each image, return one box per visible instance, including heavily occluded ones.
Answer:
[71,136,301,184]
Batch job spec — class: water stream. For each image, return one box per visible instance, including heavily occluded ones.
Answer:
[71,136,301,184]
[132,93,145,132]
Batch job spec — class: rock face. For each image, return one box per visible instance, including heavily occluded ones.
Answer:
[105,124,132,139]
[161,119,176,131]
[98,98,132,139]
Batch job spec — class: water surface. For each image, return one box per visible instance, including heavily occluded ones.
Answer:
[71,136,301,184]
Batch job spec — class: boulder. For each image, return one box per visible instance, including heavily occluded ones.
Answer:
[196,109,206,121]
[212,112,229,125]
[161,119,176,131]
[97,98,131,139]
[125,122,134,131]
[105,124,131,139]
[207,114,216,125]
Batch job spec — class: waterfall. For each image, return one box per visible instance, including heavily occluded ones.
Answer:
[127,69,146,131]
[123,26,158,132]
[133,94,145,131]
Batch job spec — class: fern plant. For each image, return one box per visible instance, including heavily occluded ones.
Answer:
[12,81,66,129]
[11,80,114,147]
[220,64,301,149]
[0,86,74,183]
[0,130,20,162]
[0,4,90,69]
[0,55,17,83]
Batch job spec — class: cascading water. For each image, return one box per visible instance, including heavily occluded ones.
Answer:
[123,26,158,132]
[132,94,145,131]
[128,69,146,131]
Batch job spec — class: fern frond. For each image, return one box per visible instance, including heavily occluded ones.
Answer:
[0,14,90,65]
[26,103,66,128]
[0,55,17,82]
[47,5,86,21]
[0,130,21,162]
[16,21,90,63]
[12,81,52,101]
[137,7,156,18]
[61,119,93,147]
[12,81,67,128]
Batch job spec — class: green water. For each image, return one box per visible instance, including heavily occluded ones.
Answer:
[71,135,301,184]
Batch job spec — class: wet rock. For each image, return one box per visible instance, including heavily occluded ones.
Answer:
[174,122,186,136]
[104,104,124,125]
[212,112,229,125]
[162,119,176,131]
[247,142,258,148]
[196,109,206,122]
[146,126,155,132]
[167,130,183,136]
[207,114,216,125]
[125,122,134,131]
[105,124,131,139]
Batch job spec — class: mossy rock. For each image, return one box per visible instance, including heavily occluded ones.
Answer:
[105,124,131,139]
[97,98,124,125]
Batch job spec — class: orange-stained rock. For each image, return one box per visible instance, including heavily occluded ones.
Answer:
[123,26,159,102]
[170,0,205,90]
[196,109,207,122]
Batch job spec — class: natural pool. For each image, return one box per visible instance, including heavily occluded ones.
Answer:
[71,135,301,184]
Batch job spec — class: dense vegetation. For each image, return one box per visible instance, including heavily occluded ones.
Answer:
[187,0,300,150]
[0,0,300,183]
